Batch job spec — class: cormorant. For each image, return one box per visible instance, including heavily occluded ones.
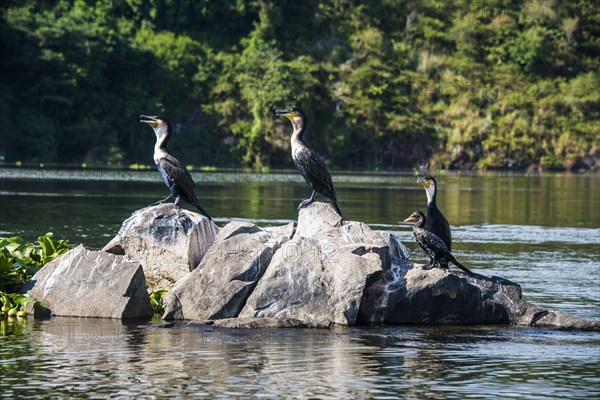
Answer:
[404,211,473,275]
[417,175,451,268]
[140,115,212,220]
[275,108,343,219]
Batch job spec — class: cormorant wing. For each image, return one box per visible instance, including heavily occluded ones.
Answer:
[425,230,450,254]
[443,217,452,251]
[303,149,336,199]
[158,154,198,201]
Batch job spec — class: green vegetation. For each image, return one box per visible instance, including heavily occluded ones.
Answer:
[149,288,169,316]
[0,233,72,320]
[1,1,598,170]
[0,293,38,319]
[0,233,73,293]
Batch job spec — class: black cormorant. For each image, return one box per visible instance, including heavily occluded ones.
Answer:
[275,108,343,219]
[404,211,473,275]
[417,175,451,268]
[140,115,211,220]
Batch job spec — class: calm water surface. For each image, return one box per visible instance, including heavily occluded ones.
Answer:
[1,167,599,398]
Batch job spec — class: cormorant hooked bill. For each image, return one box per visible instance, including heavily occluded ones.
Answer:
[275,108,343,219]
[140,115,212,220]
[404,211,473,275]
[417,175,451,268]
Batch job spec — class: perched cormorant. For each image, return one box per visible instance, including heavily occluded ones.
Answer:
[404,211,473,275]
[140,115,212,220]
[275,108,343,219]
[417,175,451,268]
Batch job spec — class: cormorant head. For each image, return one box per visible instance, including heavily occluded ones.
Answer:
[275,107,306,133]
[140,115,171,141]
[404,211,426,226]
[417,175,437,203]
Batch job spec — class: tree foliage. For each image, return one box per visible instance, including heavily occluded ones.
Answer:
[0,0,598,170]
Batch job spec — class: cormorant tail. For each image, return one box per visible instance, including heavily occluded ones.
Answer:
[450,256,473,275]
[193,201,212,221]
[332,199,344,220]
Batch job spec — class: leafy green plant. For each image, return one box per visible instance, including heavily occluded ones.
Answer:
[149,289,169,316]
[0,233,74,293]
[0,292,39,319]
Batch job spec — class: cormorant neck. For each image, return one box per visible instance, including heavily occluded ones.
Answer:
[415,217,426,229]
[290,115,306,145]
[425,185,436,205]
[154,126,170,150]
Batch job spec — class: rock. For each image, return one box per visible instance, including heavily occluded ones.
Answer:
[264,222,295,243]
[24,245,153,319]
[102,204,219,291]
[239,202,388,326]
[508,297,600,331]
[294,201,343,238]
[379,231,411,262]
[162,221,293,321]
[357,262,600,331]
[358,263,517,324]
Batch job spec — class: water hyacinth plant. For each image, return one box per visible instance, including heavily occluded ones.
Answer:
[0,233,74,294]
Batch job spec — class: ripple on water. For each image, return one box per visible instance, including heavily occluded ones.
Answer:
[0,320,599,399]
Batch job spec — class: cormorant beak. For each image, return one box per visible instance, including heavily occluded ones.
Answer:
[404,215,417,223]
[140,115,159,129]
[275,108,295,120]
[417,177,432,188]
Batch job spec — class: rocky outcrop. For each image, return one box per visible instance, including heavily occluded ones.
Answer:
[103,204,219,291]
[239,203,400,326]
[507,295,600,331]
[24,245,153,319]
[358,263,519,324]
[25,202,598,331]
[357,262,600,331]
[162,221,294,321]
[358,258,600,331]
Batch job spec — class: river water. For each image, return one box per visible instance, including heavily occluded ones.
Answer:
[0,167,599,398]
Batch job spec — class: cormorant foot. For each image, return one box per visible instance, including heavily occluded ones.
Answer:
[297,198,315,210]
[422,263,436,270]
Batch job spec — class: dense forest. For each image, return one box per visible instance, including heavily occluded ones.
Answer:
[0,0,598,170]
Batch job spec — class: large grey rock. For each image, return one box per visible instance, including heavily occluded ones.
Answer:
[25,245,153,319]
[357,262,600,331]
[240,202,389,326]
[103,204,219,291]
[162,221,293,321]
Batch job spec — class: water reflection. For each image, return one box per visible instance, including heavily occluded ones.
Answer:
[1,319,598,398]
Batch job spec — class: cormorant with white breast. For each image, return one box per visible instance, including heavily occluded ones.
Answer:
[417,176,451,268]
[404,211,473,275]
[140,115,212,220]
[275,107,343,219]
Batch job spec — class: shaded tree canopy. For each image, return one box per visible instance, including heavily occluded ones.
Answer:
[0,0,598,171]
